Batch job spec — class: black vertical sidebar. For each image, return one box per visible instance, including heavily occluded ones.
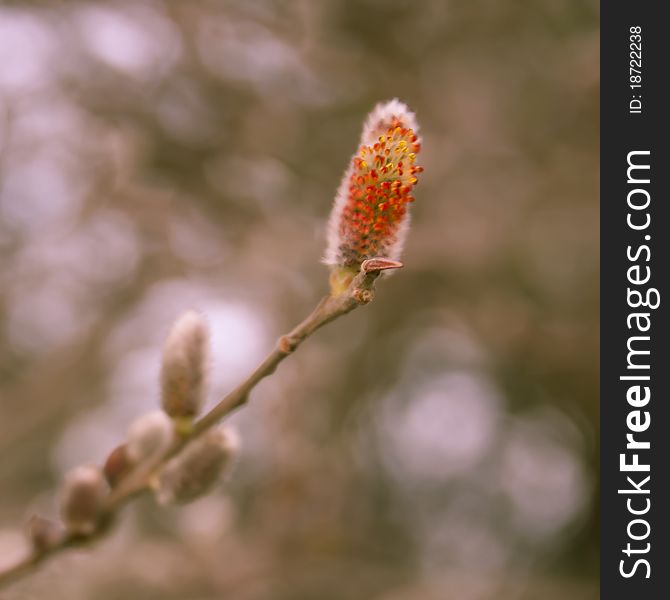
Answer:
[601,3,670,599]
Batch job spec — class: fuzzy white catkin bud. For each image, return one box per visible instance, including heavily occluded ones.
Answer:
[59,465,108,536]
[126,410,175,464]
[160,310,210,419]
[154,426,238,505]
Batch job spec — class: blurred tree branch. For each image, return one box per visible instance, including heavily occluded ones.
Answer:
[0,259,398,590]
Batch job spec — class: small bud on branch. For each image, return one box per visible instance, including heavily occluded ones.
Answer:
[154,426,238,505]
[126,410,175,464]
[160,311,211,420]
[361,257,404,273]
[26,516,65,553]
[59,466,108,536]
[103,444,133,489]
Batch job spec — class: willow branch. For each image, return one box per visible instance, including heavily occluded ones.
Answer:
[0,259,399,590]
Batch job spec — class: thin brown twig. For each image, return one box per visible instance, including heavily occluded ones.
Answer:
[0,261,394,590]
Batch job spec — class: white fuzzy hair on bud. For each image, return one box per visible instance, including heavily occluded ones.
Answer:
[359,98,420,146]
[160,310,210,419]
[126,410,175,464]
[59,465,108,536]
[154,426,239,505]
[324,99,422,269]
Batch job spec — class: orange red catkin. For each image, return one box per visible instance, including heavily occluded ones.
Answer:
[324,99,423,268]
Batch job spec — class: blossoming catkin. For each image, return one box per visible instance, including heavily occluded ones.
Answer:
[325,99,423,271]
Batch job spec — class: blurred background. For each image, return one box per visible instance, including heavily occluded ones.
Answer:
[0,1,598,598]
